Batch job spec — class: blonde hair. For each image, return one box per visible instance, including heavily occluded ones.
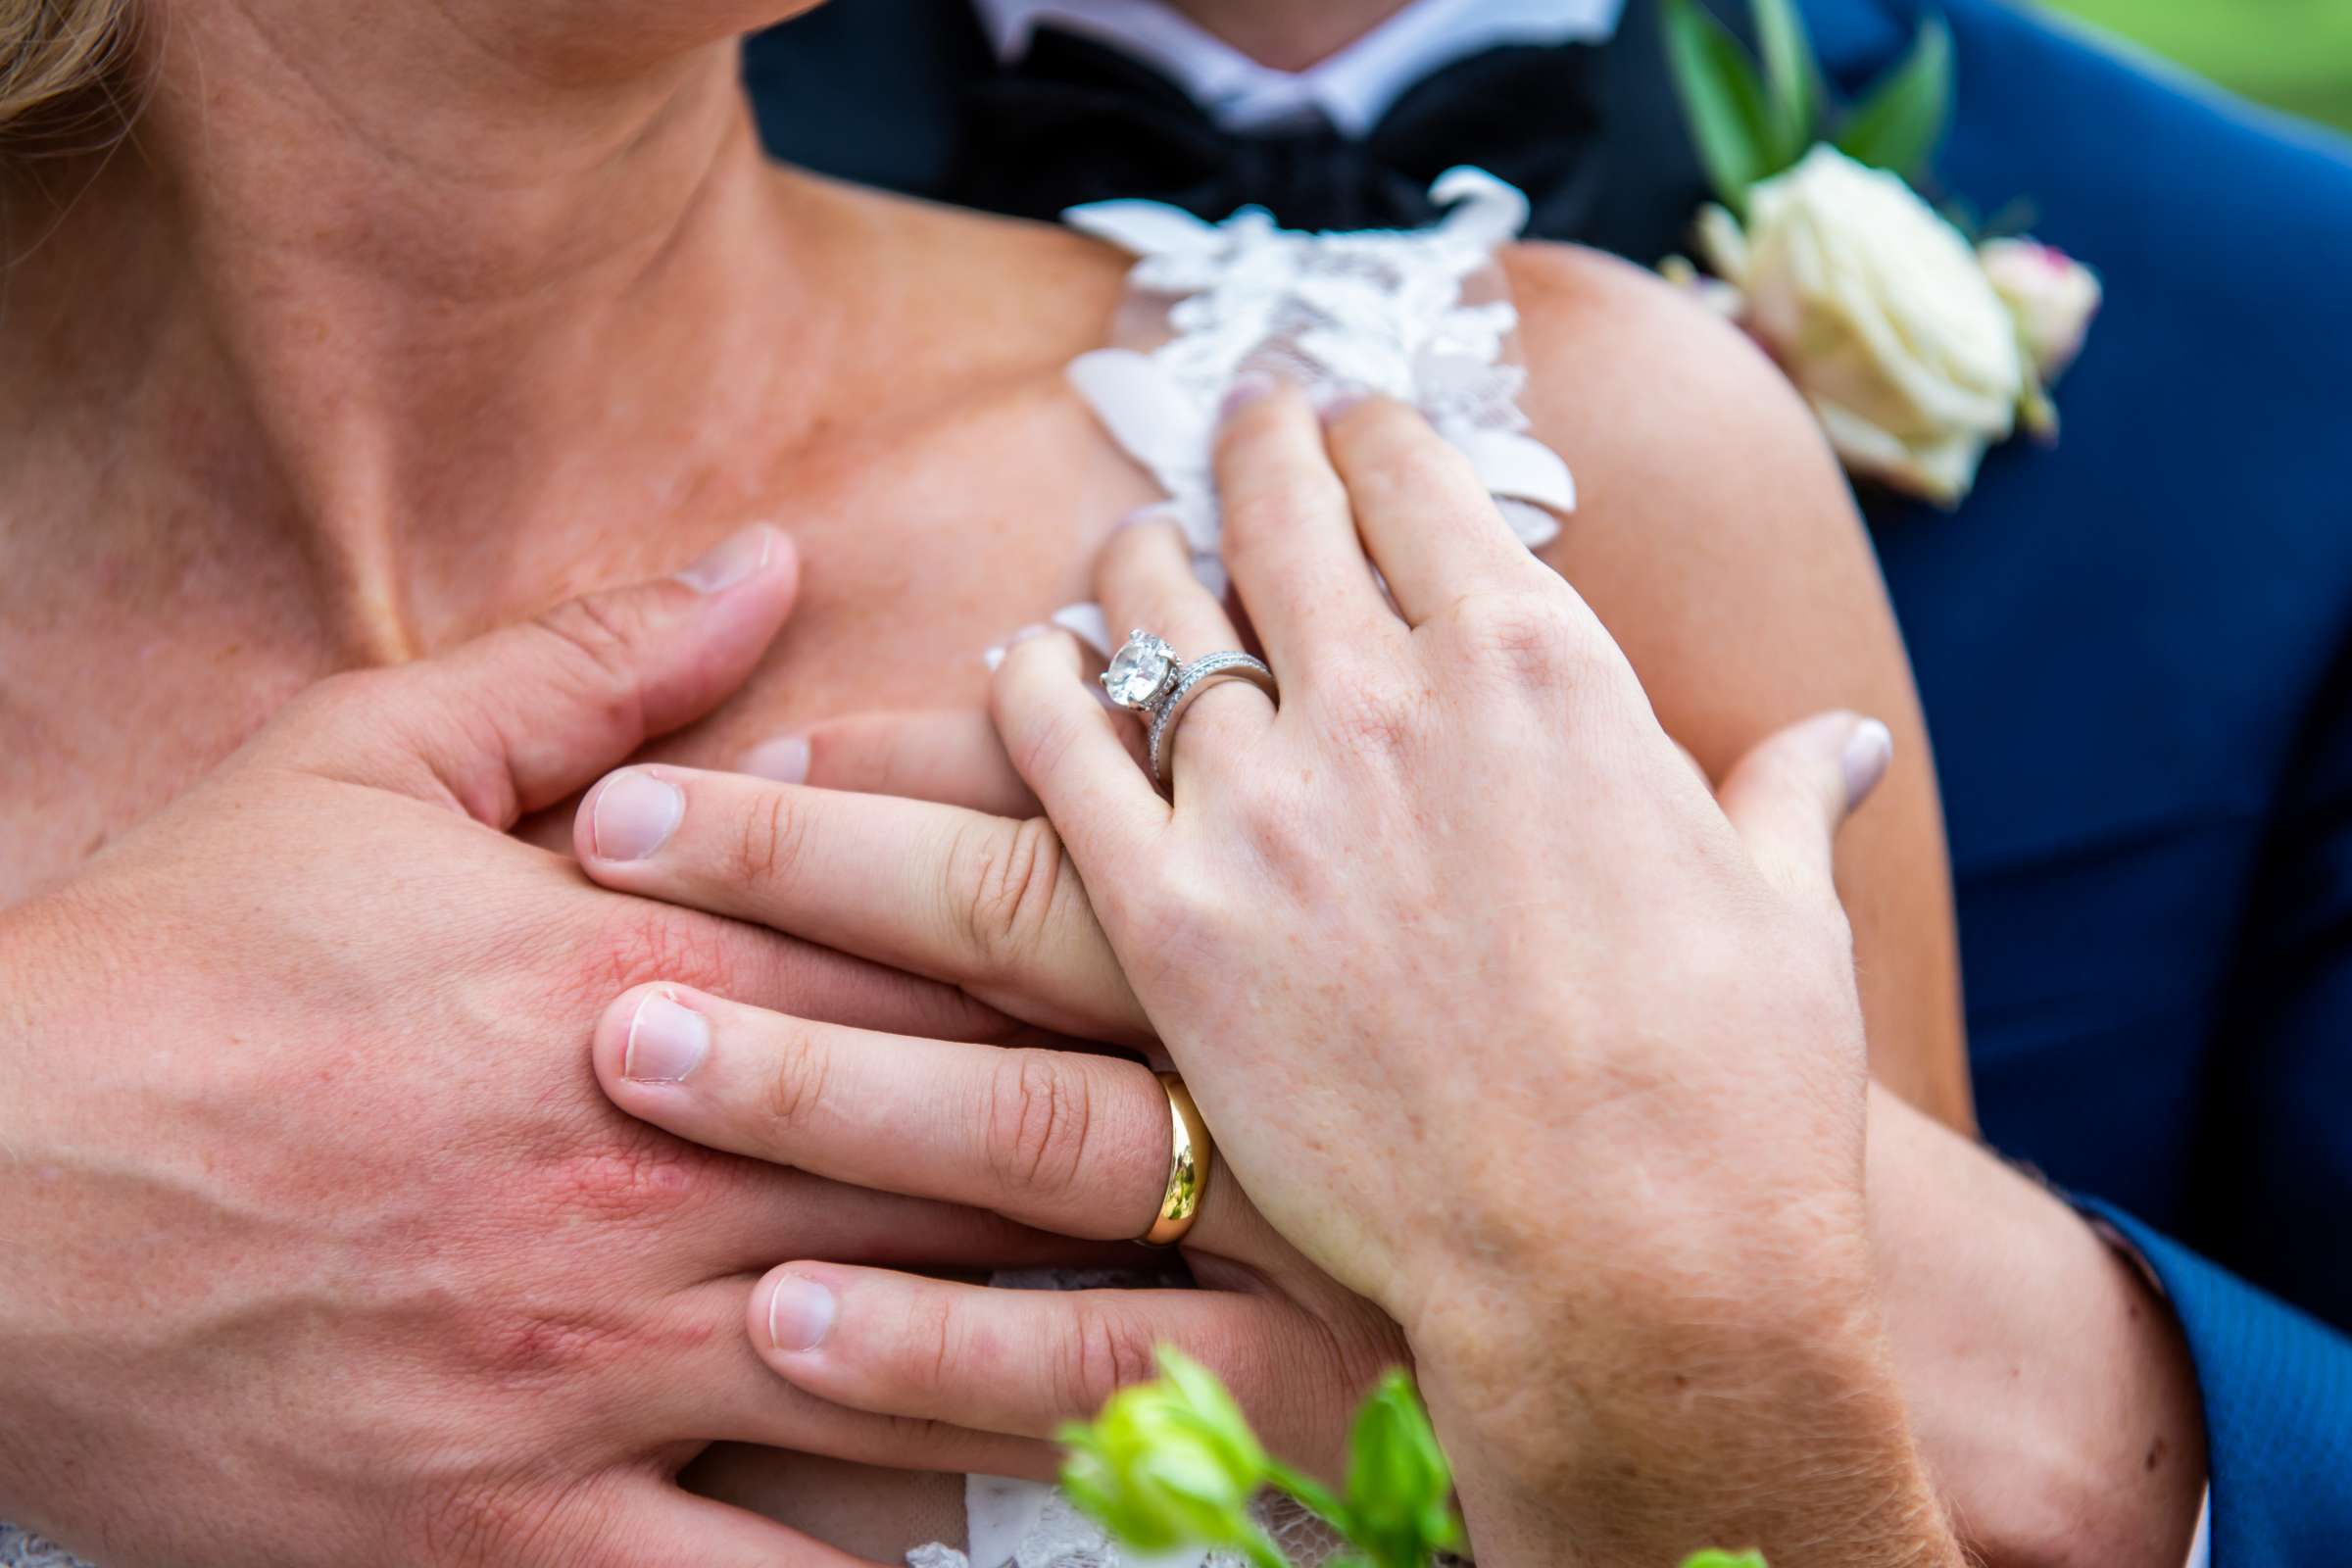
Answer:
[2,0,133,149]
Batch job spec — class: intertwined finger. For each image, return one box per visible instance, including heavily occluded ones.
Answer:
[595,984,1199,1246]
[757,709,1042,818]
[615,1278,1045,1483]
[743,1263,1382,1475]
[989,628,1166,872]
[1095,519,1272,796]
[574,765,1147,1044]
[595,1473,911,1567]
[1323,398,1547,624]
[659,1158,1120,1283]
[1211,379,1402,668]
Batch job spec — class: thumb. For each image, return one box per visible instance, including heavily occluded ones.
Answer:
[1713,710,1892,905]
[310,524,798,827]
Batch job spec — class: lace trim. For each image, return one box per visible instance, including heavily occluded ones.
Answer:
[909,1476,1346,1568]
[0,1525,95,1568]
[1064,165,1575,602]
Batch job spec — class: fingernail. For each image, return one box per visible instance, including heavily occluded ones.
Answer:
[1115,501,1182,532]
[591,768,683,860]
[1218,371,1276,424]
[983,623,1055,671]
[739,734,810,785]
[1317,387,1372,421]
[765,1273,836,1353]
[676,523,777,595]
[1841,717,1894,810]
[623,989,709,1083]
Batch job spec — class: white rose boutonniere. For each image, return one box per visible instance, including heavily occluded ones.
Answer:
[1659,0,2101,508]
[1694,147,2024,503]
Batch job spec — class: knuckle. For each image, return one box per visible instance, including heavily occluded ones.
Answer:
[872,1410,964,1465]
[1057,1299,1158,1417]
[1357,427,1483,501]
[417,1478,581,1568]
[1220,478,1341,553]
[947,814,1068,975]
[546,1122,706,1224]
[985,1049,1094,1205]
[526,594,648,731]
[469,1306,634,1390]
[1120,859,1232,962]
[1444,590,1595,693]
[757,1018,832,1134]
[1318,675,1428,762]
[581,906,735,1003]
[905,1287,962,1402]
[999,697,1085,792]
[733,784,811,889]
[535,593,640,685]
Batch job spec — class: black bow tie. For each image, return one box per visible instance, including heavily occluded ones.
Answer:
[946,26,1610,234]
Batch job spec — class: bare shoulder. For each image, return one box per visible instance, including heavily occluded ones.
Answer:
[1492,241,1912,778]
[1499,240,1847,529]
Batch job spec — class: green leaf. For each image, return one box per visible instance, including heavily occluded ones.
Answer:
[1341,1372,1464,1568]
[1751,0,1822,161]
[1661,0,1785,212]
[1055,1351,1271,1557]
[1835,15,1954,181]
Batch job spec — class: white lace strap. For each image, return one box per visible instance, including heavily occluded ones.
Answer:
[1062,167,1575,567]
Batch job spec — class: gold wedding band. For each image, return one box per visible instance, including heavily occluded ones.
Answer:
[1140,1071,1212,1247]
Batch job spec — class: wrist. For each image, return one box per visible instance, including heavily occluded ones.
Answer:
[1417,1305,1958,1566]
[1401,1198,1961,1565]
[1396,1146,1884,1399]
[1866,1085,2206,1568]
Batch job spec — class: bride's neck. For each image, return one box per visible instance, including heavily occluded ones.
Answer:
[1163,0,1418,72]
[6,2,823,657]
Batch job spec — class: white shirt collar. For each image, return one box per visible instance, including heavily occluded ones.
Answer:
[969,0,1627,138]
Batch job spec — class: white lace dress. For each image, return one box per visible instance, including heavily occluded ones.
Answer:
[0,169,1571,1568]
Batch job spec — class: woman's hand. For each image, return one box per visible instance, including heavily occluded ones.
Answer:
[975,386,1954,1563]
[0,531,1102,1568]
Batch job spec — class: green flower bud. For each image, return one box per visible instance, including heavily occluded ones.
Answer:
[1340,1371,1464,1566]
[1057,1348,1271,1555]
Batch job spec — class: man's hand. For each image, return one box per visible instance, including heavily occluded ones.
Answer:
[0,527,1085,1568]
[574,731,2206,1567]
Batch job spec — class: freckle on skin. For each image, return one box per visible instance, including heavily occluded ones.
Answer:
[2144,1436,2168,1472]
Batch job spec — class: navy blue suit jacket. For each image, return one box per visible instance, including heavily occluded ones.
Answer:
[1818,2,2352,1552]
[743,1,2352,1550]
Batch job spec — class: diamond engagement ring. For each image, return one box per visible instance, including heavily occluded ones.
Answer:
[1101,629,1278,787]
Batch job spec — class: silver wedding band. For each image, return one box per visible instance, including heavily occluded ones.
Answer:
[1148,653,1276,785]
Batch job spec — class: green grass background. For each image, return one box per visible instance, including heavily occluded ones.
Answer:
[2035,0,2352,131]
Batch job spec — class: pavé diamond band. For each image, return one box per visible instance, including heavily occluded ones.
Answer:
[1146,651,1277,786]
